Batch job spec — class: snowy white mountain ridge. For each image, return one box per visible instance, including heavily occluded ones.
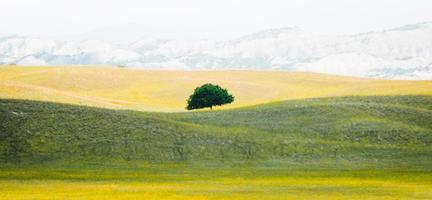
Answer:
[1,22,432,79]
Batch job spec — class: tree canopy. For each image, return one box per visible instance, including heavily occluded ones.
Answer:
[186,83,234,110]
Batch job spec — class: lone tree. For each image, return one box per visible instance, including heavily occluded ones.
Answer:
[186,83,234,110]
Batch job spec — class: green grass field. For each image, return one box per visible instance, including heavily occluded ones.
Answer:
[1,165,431,200]
[1,95,432,199]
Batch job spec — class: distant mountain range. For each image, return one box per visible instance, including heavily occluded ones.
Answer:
[1,22,432,79]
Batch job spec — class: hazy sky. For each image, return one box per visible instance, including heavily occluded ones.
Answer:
[1,0,431,39]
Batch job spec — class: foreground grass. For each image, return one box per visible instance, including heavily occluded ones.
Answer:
[1,66,432,111]
[1,164,432,200]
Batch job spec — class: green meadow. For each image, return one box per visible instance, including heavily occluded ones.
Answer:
[1,95,432,199]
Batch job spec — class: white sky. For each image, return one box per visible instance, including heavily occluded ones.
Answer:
[1,0,431,39]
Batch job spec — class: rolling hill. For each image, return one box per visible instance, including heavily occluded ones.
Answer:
[1,66,432,111]
[1,96,431,168]
[2,67,432,199]
[1,96,432,199]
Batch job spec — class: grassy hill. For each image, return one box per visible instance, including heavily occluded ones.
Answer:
[1,95,431,168]
[1,66,432,111]
[1,96,432,199]
[2,67,432,199]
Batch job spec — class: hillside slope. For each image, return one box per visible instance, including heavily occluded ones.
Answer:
[1,66,432,111]
[1,96,431,169]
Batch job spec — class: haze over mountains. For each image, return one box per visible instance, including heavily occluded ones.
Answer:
[1,22,432,79]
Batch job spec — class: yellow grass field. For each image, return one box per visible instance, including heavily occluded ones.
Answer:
[1,65,432,111]
[1,170,431,200]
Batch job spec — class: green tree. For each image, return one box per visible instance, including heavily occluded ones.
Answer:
[186,83,234,110]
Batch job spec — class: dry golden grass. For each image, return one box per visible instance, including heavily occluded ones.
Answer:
[1,65,432,111]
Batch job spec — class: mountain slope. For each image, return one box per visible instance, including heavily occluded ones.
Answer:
[1,22,432,79]
[1,66,432,111]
